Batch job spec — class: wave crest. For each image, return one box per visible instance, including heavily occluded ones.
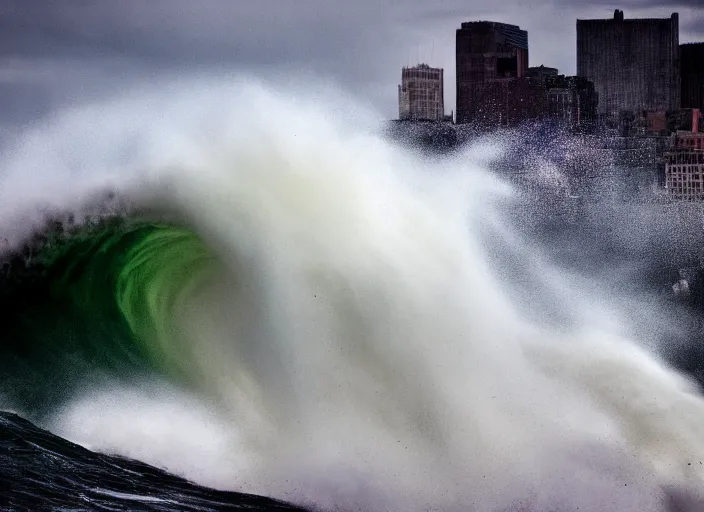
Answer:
[1,78,704,511]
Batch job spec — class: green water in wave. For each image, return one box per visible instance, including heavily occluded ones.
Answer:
[0,217,217,415]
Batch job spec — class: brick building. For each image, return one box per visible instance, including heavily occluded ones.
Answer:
[455,21,528,126]
[681,43,704,111]
[577,10,680,116]
[398,64,445,122]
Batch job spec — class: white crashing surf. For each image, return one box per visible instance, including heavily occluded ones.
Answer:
[2,74,704,511]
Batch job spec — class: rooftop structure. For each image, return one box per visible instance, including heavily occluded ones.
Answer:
[665,119,704,201]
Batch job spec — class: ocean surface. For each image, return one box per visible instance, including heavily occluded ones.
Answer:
[0,411,305,510]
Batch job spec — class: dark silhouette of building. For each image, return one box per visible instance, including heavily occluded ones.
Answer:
[501,75,598,132]
[398,64,445,122]
[681,43,704,111]
[668,108,703,133]
[453,71,597,131]
[577,9,680,116]
[503,78,549,125]
[455,21,528,126]
[544,75,598,131]
[527,65,558,78]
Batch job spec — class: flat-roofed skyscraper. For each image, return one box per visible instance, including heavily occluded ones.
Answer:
[398,64,445,122]
[455,21,528,126]
[576,9,679,116]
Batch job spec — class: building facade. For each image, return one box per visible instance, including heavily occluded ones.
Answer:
[665,130,704,201]
[398,64,445,122]
[455,21,528,126]
[451,72,597,131]
[544,75,598,130]
[576,9,680,116]
[681,43,704,111]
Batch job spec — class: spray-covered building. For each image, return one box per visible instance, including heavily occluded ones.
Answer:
[398,64,445,122]
[681,43,704,112]
[455,21,528,126]
[577,10,680,116]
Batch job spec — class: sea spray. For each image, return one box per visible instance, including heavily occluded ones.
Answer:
[0,76,702,510]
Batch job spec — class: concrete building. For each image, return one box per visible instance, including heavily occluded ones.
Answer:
[665,126,704,201]
[681,43,704,111]
[455,21,528,126]
[665,148,704,201]
[577,9,680,116]
[398,64,445,122]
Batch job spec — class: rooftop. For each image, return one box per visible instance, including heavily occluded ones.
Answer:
[458,21,528,50]
[577,9,678,23]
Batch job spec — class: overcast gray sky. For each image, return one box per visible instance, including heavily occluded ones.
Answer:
[0,0,702,126]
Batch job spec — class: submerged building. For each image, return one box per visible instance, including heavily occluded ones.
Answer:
[398,64,445,122]
[455,21,528,126]
[576,9,680,116]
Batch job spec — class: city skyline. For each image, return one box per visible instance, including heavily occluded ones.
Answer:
[0,1,701,127]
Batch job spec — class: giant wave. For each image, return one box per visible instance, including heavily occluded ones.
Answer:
[2,76,704,511]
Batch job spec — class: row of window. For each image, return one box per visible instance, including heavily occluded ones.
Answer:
[676,137,704,150]
[667,160,704,200]
[667,164,704,174]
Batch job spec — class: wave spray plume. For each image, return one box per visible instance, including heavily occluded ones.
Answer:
[1,76,703,511]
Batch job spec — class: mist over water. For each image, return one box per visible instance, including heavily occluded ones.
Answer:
[2,75,704,511]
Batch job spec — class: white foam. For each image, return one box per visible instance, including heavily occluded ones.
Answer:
[1,74,700,510]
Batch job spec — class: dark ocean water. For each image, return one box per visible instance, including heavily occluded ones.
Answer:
[5,410,704,511]
[0,411,307,511]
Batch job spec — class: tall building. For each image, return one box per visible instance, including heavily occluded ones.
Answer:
[398,64,445,122]
[576,9,680,116]
[681,43,704,111]
[455,21,528,126]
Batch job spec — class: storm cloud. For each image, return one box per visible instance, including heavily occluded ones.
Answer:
[0,0,701,125]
